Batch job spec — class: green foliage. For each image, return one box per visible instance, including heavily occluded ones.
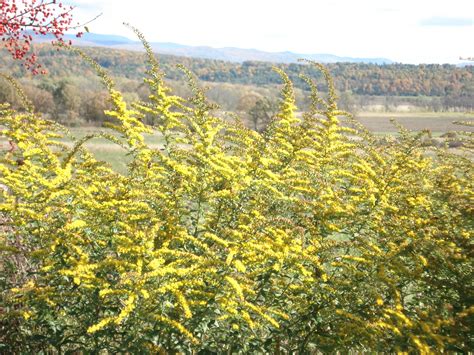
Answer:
[0,32,472,353]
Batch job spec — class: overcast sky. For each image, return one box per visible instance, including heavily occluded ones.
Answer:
[69,0,473,64]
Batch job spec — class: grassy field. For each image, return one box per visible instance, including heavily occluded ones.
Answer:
[72,112,473,173]
[1,127,165,175]
[2,112,472,174]
[355,111,473,134]
[62,127,165,174]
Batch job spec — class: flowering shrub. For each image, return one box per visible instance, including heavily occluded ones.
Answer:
[0,30,472,353]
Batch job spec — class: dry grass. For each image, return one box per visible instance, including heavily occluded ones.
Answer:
[355,111,473,133]
[2,113,472,173]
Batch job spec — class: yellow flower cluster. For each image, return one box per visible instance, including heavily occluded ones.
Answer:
[0,32,472,353]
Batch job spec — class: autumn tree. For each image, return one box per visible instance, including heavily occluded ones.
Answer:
[248,97,278,131]
[0,0,77,74]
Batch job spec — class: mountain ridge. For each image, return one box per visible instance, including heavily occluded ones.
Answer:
[35,32,394,65]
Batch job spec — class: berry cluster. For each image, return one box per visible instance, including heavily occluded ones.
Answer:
[0,0,76,74]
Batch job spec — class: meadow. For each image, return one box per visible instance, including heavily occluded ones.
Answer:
[40,111,472,174]
[356,111,473,133]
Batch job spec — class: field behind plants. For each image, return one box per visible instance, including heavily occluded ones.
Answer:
[6,110,468,174]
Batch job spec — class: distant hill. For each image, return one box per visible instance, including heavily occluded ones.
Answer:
[3,43,472,100]
[34,32,394,65]
[2,43,473,125]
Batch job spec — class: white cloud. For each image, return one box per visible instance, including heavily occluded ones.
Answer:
[69,0,474,64]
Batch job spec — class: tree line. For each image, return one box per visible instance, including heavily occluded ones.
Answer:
[5,44,471,97]
[1,44,473,127]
